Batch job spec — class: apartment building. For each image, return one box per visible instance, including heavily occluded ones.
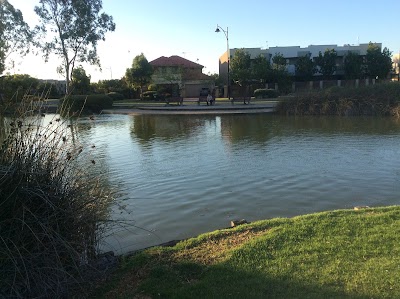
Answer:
[218,43,381,81]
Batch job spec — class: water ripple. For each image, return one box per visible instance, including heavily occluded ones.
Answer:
[74,114,400,253]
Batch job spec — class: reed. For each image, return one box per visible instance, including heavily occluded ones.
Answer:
[0,96,115,298]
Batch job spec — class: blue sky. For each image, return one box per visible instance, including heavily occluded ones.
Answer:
[7,0,400,82]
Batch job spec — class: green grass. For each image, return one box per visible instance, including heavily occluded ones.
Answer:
[94,206,400,298]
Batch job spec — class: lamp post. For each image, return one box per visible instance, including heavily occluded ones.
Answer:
[215,25,230,100]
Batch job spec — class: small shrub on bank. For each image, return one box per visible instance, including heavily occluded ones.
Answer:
[254,88,279,99]
[276,82,400,116]
[0,97,116,298]
[60,94,113,114]
[142,91,160,101]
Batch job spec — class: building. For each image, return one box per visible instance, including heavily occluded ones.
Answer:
[218,43,382,81]
[39,79,67,96]
[150,55,214,97]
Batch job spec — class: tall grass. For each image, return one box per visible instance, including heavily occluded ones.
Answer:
[0,97,115,298]
[276,82,400,116]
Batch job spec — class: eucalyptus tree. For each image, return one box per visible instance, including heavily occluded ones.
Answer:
[315,49,337,78]
[0,0,32,75]
[34,0,115,93]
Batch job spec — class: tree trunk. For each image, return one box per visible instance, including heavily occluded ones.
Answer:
[65,63,70,95]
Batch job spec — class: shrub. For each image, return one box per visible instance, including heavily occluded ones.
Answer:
[142,90,159,101]
[107,92,124,101]
[276,82,400,116]
[147,84,157,91]
[0,98,116,297]
[254,88,279,99]
[0,74,40,101]
[60,94,113,114]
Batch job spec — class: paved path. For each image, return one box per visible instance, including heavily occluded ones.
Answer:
[102,102,277,115]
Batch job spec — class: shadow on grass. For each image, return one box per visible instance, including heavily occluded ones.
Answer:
[96,208,400,299]
[104,256,369,299]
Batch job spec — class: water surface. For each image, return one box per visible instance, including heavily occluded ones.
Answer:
[72,114,400,254]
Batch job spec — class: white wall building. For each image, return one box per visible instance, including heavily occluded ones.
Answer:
[218,43,381,81]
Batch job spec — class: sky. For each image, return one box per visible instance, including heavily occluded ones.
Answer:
[6,0,400,82]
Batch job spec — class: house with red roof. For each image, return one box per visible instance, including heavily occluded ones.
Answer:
[149,55,214,97]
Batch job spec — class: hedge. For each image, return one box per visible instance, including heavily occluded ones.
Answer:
[254,88,279,99]
[142,91,162,101]
[60,94,113,114]
[107,92,124,101]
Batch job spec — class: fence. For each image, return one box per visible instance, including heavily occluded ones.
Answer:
[289,78,378,93]
[223,78,388,98]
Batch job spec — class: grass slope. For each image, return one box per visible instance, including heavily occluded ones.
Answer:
[95,206,400,298]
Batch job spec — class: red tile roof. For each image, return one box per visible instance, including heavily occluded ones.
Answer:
[150,55,203,68]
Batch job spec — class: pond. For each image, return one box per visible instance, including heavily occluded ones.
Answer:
[62,114,400,254]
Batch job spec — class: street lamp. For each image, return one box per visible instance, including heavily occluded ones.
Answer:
[215,24,230,100]
[106,66,113,80]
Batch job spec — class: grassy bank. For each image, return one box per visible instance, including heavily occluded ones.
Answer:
[276,82,400,116]
[94,206,400,298]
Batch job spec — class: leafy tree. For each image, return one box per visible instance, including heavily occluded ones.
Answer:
[125,53,153,98]
[230,49,253,100]
[343,51,364,79]
[252,54,271,83]
[315,49,337,78]
[37,81,61,98]
[0,74,39,101]
[93,79,126,93]
[34,0,115,94]
[230,49,252,87]
[210,73,224,87]
[365,43,392,80]
[295,53,316,81]
[93,78,136,98]
[70,66,91,94]
[272,53,287,71]
[269,53,291,92]
[0,1,32,75]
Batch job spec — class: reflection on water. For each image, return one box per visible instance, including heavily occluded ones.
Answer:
[131,114,214,142]
[25,113,400,254]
